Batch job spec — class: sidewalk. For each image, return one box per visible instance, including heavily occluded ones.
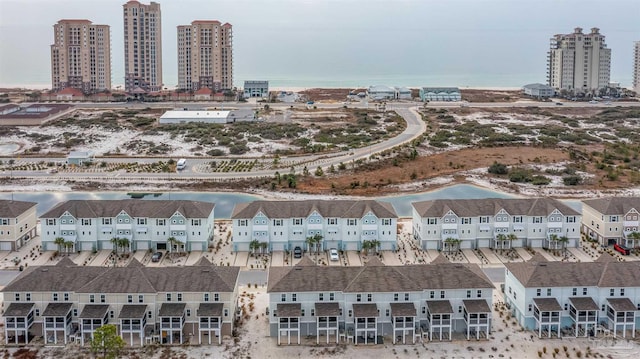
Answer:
[479,248,502,264]
[72,251,92,265]
[381,251,402,265]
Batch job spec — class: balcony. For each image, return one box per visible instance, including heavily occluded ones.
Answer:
[356,323,376,329]
[160,323,183,329]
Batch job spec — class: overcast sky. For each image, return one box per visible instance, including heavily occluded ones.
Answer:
[0,0,638,88]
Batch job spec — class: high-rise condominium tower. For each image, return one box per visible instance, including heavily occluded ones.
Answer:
[633,41,640,93]
[51,19,111,93]
[547,27,611,94]
[123,1,162,92]
[177,20,233,91]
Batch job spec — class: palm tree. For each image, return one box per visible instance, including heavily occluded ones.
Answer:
[63,241,74,256]
[118,238,130,254]
[506,234,518,249]
[53,237,65,253]
[370,239,381,254]
[260,242,268,254]
[110,237,120,255]
[548,234,560,255]
[305,236,315,254]
[313,234,324,255]
[249,239,260,255]
[167,237,178,253]
[557,236,570,258]
[494,234,507,251]
[361,240,372,256]
[443,237,461,254]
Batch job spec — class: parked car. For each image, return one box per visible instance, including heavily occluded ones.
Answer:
[293,246,302,259]
[555,102,563,106]
[151,252,163,262]
[614,243,630,255]
[329,248,339,261]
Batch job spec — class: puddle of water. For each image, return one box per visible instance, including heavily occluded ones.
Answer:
[0,143,19,155]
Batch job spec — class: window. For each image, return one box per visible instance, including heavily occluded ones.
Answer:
[427,218,437,225]
[566,217,576,223]
[26,293,31,301]
[204,293,210,302]
[301,309,305,316]
[102,218,112,225]
[328,218,337,225]
[440,291,445,299]
[46,219,55,226]
[610,288,614,296]
[273,219,283,226]
[620,289,625,296]
[148,311,152,319]
[367,294,372,302]
[167,293,172,302]
[356,294,362,302]
[281,294,286,302]
[533,217,543,224]
[329,293,335,301]
[477,290,482,298]
[53,293,59,301]
[466,290,471,298]
[479,217,490,223]
[311,309,315,316]
[348,310,353,317]
[292,293,297,302]
[382,219,392,226]
[14,293,20,301]
[82,219,91,225]
[100,294,106,303]
[138,295,144,303]
[90,294,95,303]
[386,309,390,317]
[214,293,219,302]
[429,291,435,299]
[528,304,532,312]
[536,289,541,297]
[177,293,183,302]
[186,309,191,317]
[319,293,324,301]
[238,219,248,226]
[583,288,587,295]
[127,295,133,303]
[137,218,147,225]
[513,216,523,223]
[461,218,471,224]
[156,219,166,226]
[546,289,551,296]
[404,293,410,301]
[35,309,40,317]
[394,293,399,301]
[610,216,619,222]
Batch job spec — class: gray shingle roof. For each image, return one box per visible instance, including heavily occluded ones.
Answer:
[533,298,562,312]
[197,303,223,317]
[40,200,215,219]
[353,303,378,317]
[607,298,636,312]
[277,303,301,317]
[119,305,147,319]
[505,260,640,288]
[426,300,453,314]
[390,303,416,316]
[412,198,579,218]
[463,299,491,313]
[0,200,37,218]
[232,200,397,219]
[79,304,109,319]
[42,302,73,317]
[582,197,640,216]
[159,303,186,317]
[268,261,493,293]
[315,302,340,317]
[3,264,240,295]
[569,297,599,311]
[4,303,34,317]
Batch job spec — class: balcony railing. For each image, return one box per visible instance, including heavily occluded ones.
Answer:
[467,318,490,325]
[122,325,142,331]
[199,323,220,329]
[279,323,299,329]
[44,323,66,329]
[356,323,376,329]
[161,323,183,329]
[429,319,451,326]
[5,323,28,329]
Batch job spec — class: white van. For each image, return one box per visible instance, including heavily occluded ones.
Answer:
[176,158,187,170]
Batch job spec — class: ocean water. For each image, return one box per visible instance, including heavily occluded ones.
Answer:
[0,0,638,89]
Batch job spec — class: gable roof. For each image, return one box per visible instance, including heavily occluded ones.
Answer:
[506,260,640,288]
[267,262,493,293]
[232,200,397,219]
[41,199,215,219]
[0,200,37,218]
[412,198,579,218]
[582,197,640,215]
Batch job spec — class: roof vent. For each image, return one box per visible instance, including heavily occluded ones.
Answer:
[294,267,303,271]
[202,269,210,273]
[539,263,547,267]
[41,268,49,272]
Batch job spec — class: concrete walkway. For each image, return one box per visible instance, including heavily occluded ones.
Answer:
[234,251,248,267]
[134,250,148,264]
[568,247,592,262]
[90,250,112,266]
[346,251,361,266]
[72,251,92,265]
[462,249,481,264]
[271,252,284,267]
[382,251,402,265]
[533,248,557,261]
[479,248,502,264]
[426,250,440,262]
[515,247,533,261]
[185,251,203,265]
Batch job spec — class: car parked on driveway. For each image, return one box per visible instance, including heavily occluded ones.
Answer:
[151,252,163,262]
[614,243,630,255]
[293,246,302,259]
[329,248,339,261]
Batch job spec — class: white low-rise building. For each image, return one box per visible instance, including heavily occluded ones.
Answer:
[40,200,215,252]
[267,257,494,345]
[231,200,398,252]
[505,254,640,339]
[0,200,38,251]
[411,198,581,250]
[522,83,555,98]
[581,197,640,247]
[367,85,396,101]
[419,87,461,102]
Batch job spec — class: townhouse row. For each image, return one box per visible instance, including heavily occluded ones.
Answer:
[2,257,239,346]
[1,197,639,254]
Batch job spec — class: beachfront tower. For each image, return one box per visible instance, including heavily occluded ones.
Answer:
[547,27,611,94]
[123,1,162,93]
[51,20,111,93]
[177,20,233,92]
[633,41,640,94]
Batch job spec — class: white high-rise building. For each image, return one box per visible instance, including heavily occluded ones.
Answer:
[633,41,640,94]
[123,1,162,93]
[547,27,611,94]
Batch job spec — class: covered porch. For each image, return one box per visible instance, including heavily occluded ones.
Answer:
[159,303,186,344]
[353,303,378,345]
[606,298,637,338]
[276,303,301,345]
[390,302,416,344]
[119,305,147,347]
[568,297,598,337]
[80,304,109,346]
[197,303,223,345]
[43,302,73,345]
[315,302,340,344]
[463,299,491,340]
[4,303,34,345]
[426,300,452,341]
[533,298,561,338]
